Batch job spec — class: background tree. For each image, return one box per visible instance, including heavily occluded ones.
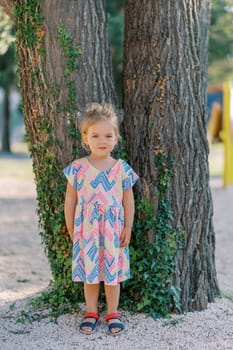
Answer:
[0,6,15,152]
[123,0,219,312]
[108,0,233,95]
[106,1,124,104]
[208,0,233,84]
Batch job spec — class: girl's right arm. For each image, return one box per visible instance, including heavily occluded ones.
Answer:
[64,182,77,240]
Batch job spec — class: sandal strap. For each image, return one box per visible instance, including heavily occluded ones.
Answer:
[80,321,97,331]
[106,312,121,321]
[108,322,125,331]
[84,312,99,320]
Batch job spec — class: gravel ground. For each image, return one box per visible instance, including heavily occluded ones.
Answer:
[1,298,233,350]
[0,153,233,350]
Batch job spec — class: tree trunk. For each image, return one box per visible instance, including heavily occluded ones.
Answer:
[40,0,117,164]
[12,0,117,167]
[1,89,11,152]
[124,0,219,311]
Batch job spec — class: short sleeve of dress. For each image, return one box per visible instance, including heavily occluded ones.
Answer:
[63,161,81,189]
[121,160,139,191]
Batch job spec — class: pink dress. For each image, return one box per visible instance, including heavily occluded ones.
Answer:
[63,157,138,285]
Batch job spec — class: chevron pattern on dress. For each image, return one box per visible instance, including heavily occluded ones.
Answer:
[122,160,138,191]
[114,232,119,248]
[63,157,138,285]
[87,244,98,261]
[63,163,85,190]
[104,268,117,284]
[104,207,117,228]
[72,240,81,260]
[87,264,100,283]
[90,172,116,192]
[74,210,84,227]
[72,256,85,280]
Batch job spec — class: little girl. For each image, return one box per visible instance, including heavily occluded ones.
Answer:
[63,103,138,336]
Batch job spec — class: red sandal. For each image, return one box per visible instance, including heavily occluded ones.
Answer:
[79,312,99,334]
[106,312,125,336]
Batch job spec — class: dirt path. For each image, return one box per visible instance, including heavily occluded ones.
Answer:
[211,183,233,292]
[0,155,52,305]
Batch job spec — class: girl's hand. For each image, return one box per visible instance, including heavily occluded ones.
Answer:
[120,227,132,247]
[68,228,74,241]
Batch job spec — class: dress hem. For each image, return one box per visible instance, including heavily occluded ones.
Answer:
[72,276,130,286]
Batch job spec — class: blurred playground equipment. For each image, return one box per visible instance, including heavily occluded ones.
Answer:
[207,83,233,187]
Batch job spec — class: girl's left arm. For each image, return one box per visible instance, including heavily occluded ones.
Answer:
[120,188,135,247]
[64,182,77,240]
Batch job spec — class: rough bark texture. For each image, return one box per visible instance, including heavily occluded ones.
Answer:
[124,0,219,311]
[41,0,117,164]
[9,0,117,167]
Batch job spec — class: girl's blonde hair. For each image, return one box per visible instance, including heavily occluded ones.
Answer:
[79,103,121,150]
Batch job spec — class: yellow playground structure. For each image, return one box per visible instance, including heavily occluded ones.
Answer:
[208,82,233,187]
[221,82,233,187]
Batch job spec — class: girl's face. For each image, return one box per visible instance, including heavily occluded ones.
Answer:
[84,119,117,158]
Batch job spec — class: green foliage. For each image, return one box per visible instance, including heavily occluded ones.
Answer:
[23,289,80,323]
[58,24,81,76]
[14,0,44,49]
[208,0,233,84]
[0,43,15,90]
[209,0,233,64]
[208,58,233,85]
[221,290,233,303]
[0,7,16,90]
[121,149,184,318]
[0,6,15,55]
[106,1,124,105]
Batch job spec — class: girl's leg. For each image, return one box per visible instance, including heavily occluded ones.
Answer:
[84,282,100,313]
[104,283,120,314]
[81,283,100,332]
[104,283,123,334]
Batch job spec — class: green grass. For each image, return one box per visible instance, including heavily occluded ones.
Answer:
[0,142,34,180]
[11,142,29,154]
[221,290,233,303]
[0,158,34,180]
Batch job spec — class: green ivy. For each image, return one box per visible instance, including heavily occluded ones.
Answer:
[58,24,81,74]
[14,0,44,48]
[121,148,184,318]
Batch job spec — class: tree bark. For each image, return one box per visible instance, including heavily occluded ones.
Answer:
[124,0,219,311]
[41,0,117,164]
[12,0,117,167]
